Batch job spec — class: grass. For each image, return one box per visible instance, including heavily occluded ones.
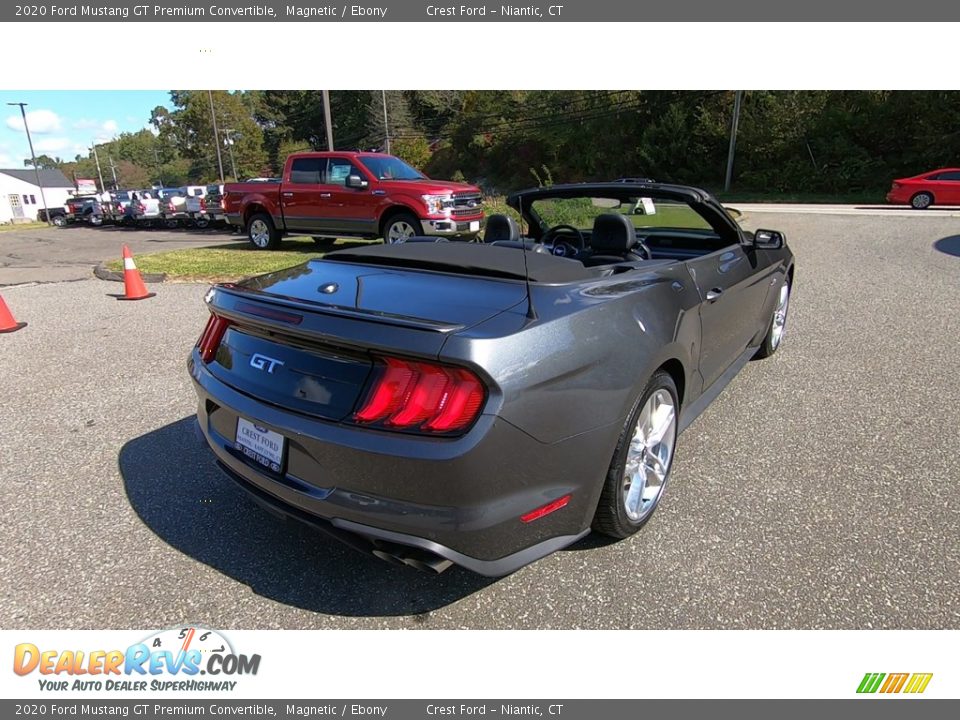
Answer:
[104,236,378,282]
[0,221,48,232]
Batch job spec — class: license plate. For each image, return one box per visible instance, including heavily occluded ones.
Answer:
[235,418,285,472]
[469,220,480,232]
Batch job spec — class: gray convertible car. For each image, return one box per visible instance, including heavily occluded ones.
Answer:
[189,181,794,576]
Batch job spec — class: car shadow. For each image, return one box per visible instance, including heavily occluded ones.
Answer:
[933,235,960,258]
[119,416,499,617]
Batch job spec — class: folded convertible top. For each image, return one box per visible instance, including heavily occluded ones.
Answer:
[324,242,596,284]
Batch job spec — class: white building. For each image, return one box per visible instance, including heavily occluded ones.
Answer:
[0,168,74,223]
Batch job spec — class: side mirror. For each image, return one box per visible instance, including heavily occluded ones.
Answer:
[753,229,785,249]
[345,174,368,190]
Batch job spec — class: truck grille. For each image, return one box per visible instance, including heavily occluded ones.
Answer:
[451,192,482,216]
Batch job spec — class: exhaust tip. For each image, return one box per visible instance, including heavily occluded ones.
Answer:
[371,543,454,574]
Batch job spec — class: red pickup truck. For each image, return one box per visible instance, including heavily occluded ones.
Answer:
[222,151,485,249]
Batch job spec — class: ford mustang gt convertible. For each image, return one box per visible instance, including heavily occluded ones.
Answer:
[188,181,794,576]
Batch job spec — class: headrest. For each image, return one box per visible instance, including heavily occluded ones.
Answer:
[591,213,635,253]
[484,214,520,243]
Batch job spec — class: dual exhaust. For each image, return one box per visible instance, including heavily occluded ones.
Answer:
[371,541,454,574]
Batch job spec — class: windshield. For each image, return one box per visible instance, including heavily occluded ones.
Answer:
[359,155,425,181]
[529,196,714,233]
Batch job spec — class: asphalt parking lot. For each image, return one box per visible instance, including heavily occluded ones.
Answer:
[1,211,958,629]
[0,223,238,286]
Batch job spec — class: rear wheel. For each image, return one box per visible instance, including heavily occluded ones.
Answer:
[593,371,679,538]
[247,213,281,250]
[52,215,66,227]
[194,218,210,229]
[382,213,422,244]
[911,191,934,209]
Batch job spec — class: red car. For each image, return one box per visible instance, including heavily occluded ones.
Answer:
[886,168,960,209]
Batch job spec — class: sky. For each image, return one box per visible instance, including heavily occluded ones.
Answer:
[0,90,171,169]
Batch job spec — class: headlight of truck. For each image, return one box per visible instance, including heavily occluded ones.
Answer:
[422,194,454,215]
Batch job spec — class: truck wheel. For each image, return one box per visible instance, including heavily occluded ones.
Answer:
[312,236,336,247]
[52,215,67,227]
[383,213,422,244]
[194,218,210,229]
[247,213,281,250]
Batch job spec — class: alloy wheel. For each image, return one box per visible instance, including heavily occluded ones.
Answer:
[622,389,676,522]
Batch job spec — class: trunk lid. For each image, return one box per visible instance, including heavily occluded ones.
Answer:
[237,258,528,330]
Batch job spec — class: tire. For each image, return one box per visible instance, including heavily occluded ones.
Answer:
[311,236,336,247]
[592,371,679,538]
[246,213,281,250]
[910,191,934,209]
[52,215,66,227]
[89,215,103,226]
[382,212,422,244]
[753,277,791,359]
[194,218,210,229]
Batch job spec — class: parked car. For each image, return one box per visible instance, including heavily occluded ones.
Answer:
[221,152,485,249]
[155,187,188,227]
[64,195,104,226]
[121,191,163,226]
[886,168,960,208]
[37,206,68,226]
[183,185,214,227]
[189,180,794,575]
[198,184,230,227]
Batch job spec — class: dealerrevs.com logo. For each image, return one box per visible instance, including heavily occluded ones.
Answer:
[13,627,261,692]
[857,673,933,695]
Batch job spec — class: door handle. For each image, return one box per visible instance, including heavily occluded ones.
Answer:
[282,192,294,197]
[320,193,332,198]
[706,288,723,302]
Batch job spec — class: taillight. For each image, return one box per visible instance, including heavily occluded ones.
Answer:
[138,203,146,213]
[353,356,485,434]
[167,201,175,212]
[200,198,207,211]
[196,314,232,363]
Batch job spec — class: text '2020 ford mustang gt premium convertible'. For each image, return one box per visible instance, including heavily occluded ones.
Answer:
[188,181,794,576]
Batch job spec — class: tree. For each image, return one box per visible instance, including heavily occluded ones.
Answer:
[24,154,62,169]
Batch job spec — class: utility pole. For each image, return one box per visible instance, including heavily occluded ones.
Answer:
[208,89,225,183]
[8,102,51,225]
[108,154,119,190]
[91,143,105,193]
[381,90,390,154]
[153,145,164,187]
[322,90,334,151]
[222,129,239,181]
[724,90,743,192]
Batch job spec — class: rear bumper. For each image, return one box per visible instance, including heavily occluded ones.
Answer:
[189,351,609,575]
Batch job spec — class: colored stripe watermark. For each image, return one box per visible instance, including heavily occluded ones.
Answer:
[857,673,933,694]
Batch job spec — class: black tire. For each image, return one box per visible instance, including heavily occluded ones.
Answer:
[246,213,281,250]
[382,212,423,244]
[311,236,336,247]
[753,277,791,360]
[89,215,103,227]
[52,215,67,228]
[910,191,934,209]
[194,218,210,229]
[592,371,679,539]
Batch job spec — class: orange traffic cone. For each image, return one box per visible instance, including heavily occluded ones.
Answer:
[117,245,155,301]
[0,293,26,333]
